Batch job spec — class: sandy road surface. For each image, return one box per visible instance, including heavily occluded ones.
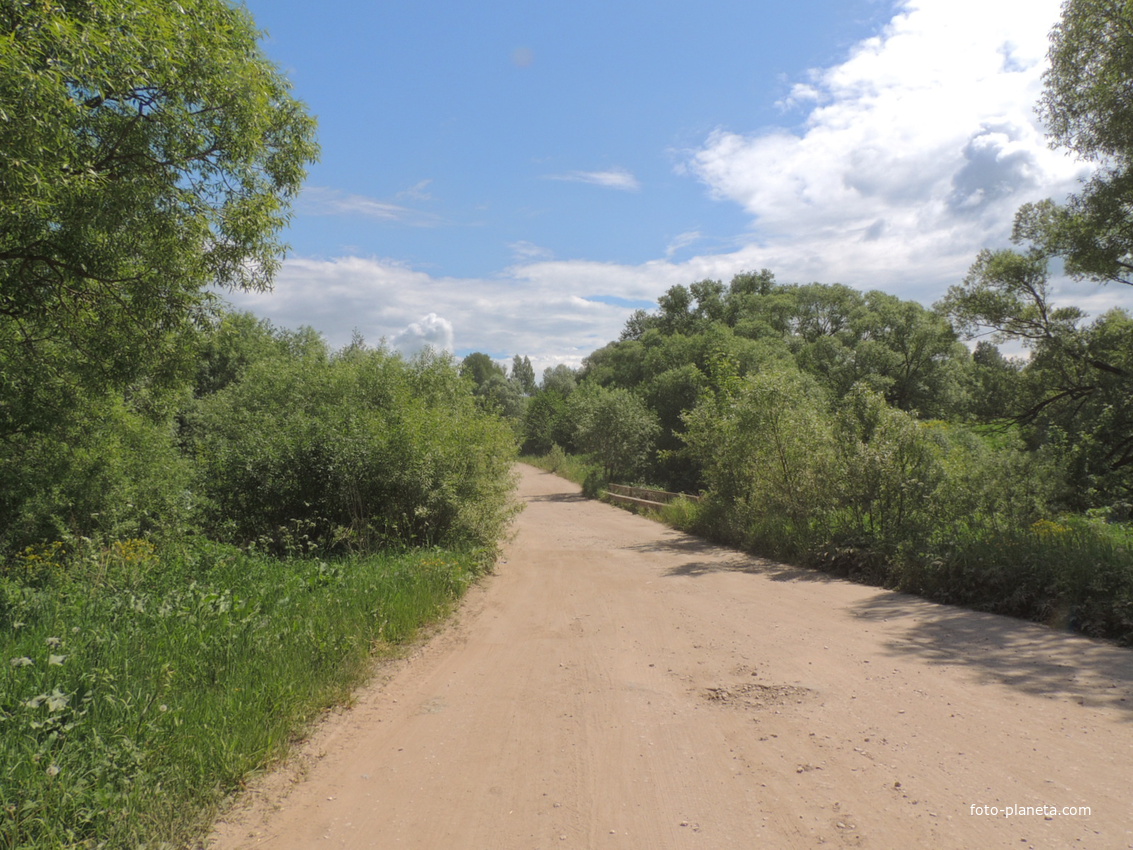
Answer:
[208,465,1133,849]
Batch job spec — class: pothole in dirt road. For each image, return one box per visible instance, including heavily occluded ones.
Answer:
[701,682,813,710]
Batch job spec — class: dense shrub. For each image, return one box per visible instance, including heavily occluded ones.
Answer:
[683,367,837,558]
[521,389,572,455]
[566,384,660,481]
[0,394,194,553]
[676,366,1133,642]
[190,341,518,555]
[0,316,521,845]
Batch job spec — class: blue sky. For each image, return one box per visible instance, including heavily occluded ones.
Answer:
[228,0,1113,373]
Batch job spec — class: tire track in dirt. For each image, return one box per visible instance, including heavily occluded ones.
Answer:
[207,464,1133,849]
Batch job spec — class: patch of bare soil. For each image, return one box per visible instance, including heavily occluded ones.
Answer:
[206,464,1133,849]
[702,681,813,710]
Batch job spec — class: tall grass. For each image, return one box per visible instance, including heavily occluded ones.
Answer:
[0,538,481,849]
[893,519,1133,641]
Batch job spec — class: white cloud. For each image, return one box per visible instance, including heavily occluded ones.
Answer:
[229,0,1133,374]
[545,168,641,191]
[224,253,701,375]
[665,230,703,258]
[391,313,454,355]
[509,240,554,261]
[396,179,434,201]
[687,0,1089,300]
[299,186,438,225]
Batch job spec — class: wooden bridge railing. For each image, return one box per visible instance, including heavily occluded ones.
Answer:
[603,483,701,510]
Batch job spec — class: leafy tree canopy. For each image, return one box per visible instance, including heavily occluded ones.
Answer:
[568,384,659,481]
[1016,0,1133,284]
[0,0,318,432]
[460,352,505,387]
[589,272,967,420]
[541,364,578,396]
[510,354,536,395]
[942,249,1133,499]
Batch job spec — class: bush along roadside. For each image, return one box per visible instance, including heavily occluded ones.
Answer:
[0,319,521,848]
[680,373,1133,645]
[527,374,1133,647]
[0,538,485,849]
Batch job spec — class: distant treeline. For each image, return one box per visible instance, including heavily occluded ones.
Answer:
[487,270,1133,645]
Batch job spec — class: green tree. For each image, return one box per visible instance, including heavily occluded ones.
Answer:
[942,249,1133,502]
[788,282,863,342]
[568,385,659,480]
[521,389,571,455]
[1011,0,1133,285]
[0,0,318,435]
[192,311,287,398]
[460,352,505,387]
[642,363,705,490]
[541,364,578,396]
[682,366,835,555]
[689,278,727,323]
[460,353,525,417]
[478,371,527,418]
[832,385,943,551]
[193,341,517,553]
[947,1,1133,502]
[510,354,536,395]
[655,284,696,335]
[848,291,966,417]
[964,341,1023,422]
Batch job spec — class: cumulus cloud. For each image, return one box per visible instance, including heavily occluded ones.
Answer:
[391,313,455,355]
[545,168,641,191]
[687,0,1089,300]
[229,0,1133,373]
[224,254,702,374]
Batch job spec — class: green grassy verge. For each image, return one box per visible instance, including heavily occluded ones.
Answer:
[0,539,484,849]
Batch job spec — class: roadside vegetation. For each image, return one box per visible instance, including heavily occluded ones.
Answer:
[5,0,1133,844]
[517,274,1133,645]
[0,314,518,849]
[0,543,479,849]
[509,0,1133,646]
[0,3,516,847]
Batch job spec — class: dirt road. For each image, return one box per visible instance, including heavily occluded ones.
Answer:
[208,465,1133,849]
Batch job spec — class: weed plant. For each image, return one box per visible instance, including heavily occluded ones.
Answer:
[0,537,482,849]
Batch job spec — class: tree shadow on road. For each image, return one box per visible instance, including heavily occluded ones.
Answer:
[636,531,1133,717]
[852,592,1133,718]
[625,536,841,583]
[526,492,589,504]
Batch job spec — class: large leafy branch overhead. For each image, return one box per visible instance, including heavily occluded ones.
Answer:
[1021,0,1133,285]
[938,1,1133,487]
[0,0,318,400]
